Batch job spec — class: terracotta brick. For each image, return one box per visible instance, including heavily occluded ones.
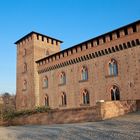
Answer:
[15,21,140,110]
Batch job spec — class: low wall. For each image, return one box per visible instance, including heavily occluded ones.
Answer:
[9,106,100,126]
[98,100,137,120]
[0,119,8,126]
[1,100,139,126]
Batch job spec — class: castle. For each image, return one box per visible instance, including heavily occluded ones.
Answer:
[15,20,140,110]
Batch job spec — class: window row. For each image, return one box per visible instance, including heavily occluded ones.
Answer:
[44,89,90,107]
[44,86,120,107]
[42,59,118,88]
[23,59,118,90]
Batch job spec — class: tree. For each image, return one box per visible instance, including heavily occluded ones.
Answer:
[0,93,16,120]
[2,92,10,97]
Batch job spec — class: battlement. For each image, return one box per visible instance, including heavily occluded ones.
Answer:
[14,31,63,47]
[36,20,140,67]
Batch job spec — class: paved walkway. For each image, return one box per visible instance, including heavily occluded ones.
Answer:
[0,111,140,140]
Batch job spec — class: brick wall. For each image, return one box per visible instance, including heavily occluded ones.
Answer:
[37,24,140,109]
[8,107,99,126]
[98,100,137,120]
[1,100,139,126]
[15,21,140,110]
[16,32,61,110]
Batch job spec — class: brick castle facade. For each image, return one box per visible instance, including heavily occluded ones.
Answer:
[15,20,140,110]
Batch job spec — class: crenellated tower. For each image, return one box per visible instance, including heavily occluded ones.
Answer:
[15,31,63,110]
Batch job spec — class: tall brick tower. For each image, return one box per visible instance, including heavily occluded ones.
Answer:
[15,32,63,110]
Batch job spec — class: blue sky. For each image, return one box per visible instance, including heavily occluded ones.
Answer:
[0,0,140,94]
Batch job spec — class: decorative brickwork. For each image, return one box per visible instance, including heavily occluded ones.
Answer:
[15,32,62,110]
[15,21,140,110]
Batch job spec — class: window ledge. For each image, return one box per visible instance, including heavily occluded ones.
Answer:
[80,103,90,107]
[79,79,88,83]
[58,83,66,86]
[105,74,118,78]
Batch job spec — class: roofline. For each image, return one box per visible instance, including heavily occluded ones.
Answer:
[14,31,63,44]
[68,20,140,50]
[36,19,140,63]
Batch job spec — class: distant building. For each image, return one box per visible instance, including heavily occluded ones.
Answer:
[15,20,140,110]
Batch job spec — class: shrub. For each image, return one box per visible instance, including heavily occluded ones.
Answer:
[2,106,51,120]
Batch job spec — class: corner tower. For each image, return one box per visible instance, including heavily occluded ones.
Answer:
[15,31,63,110]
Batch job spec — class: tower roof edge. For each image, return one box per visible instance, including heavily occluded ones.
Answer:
[14,31,63,44]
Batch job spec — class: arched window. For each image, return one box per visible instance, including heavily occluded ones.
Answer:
[43,76,48,88]
[61,92,67,106]
[111,85,120,100]
[81,66,88,80]
[82,89,90,104]
[23,80,27,90]
[108,59,118,76]
[44,94,49,106]
[23,63,27,72]
[60,72,66,85]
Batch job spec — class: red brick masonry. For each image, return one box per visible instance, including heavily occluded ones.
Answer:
[15,21,140,110]
[1,100,139,126]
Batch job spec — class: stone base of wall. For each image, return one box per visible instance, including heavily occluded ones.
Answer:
[1,100,139,126]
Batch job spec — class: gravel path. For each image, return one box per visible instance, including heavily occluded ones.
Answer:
[0,111,140,140]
